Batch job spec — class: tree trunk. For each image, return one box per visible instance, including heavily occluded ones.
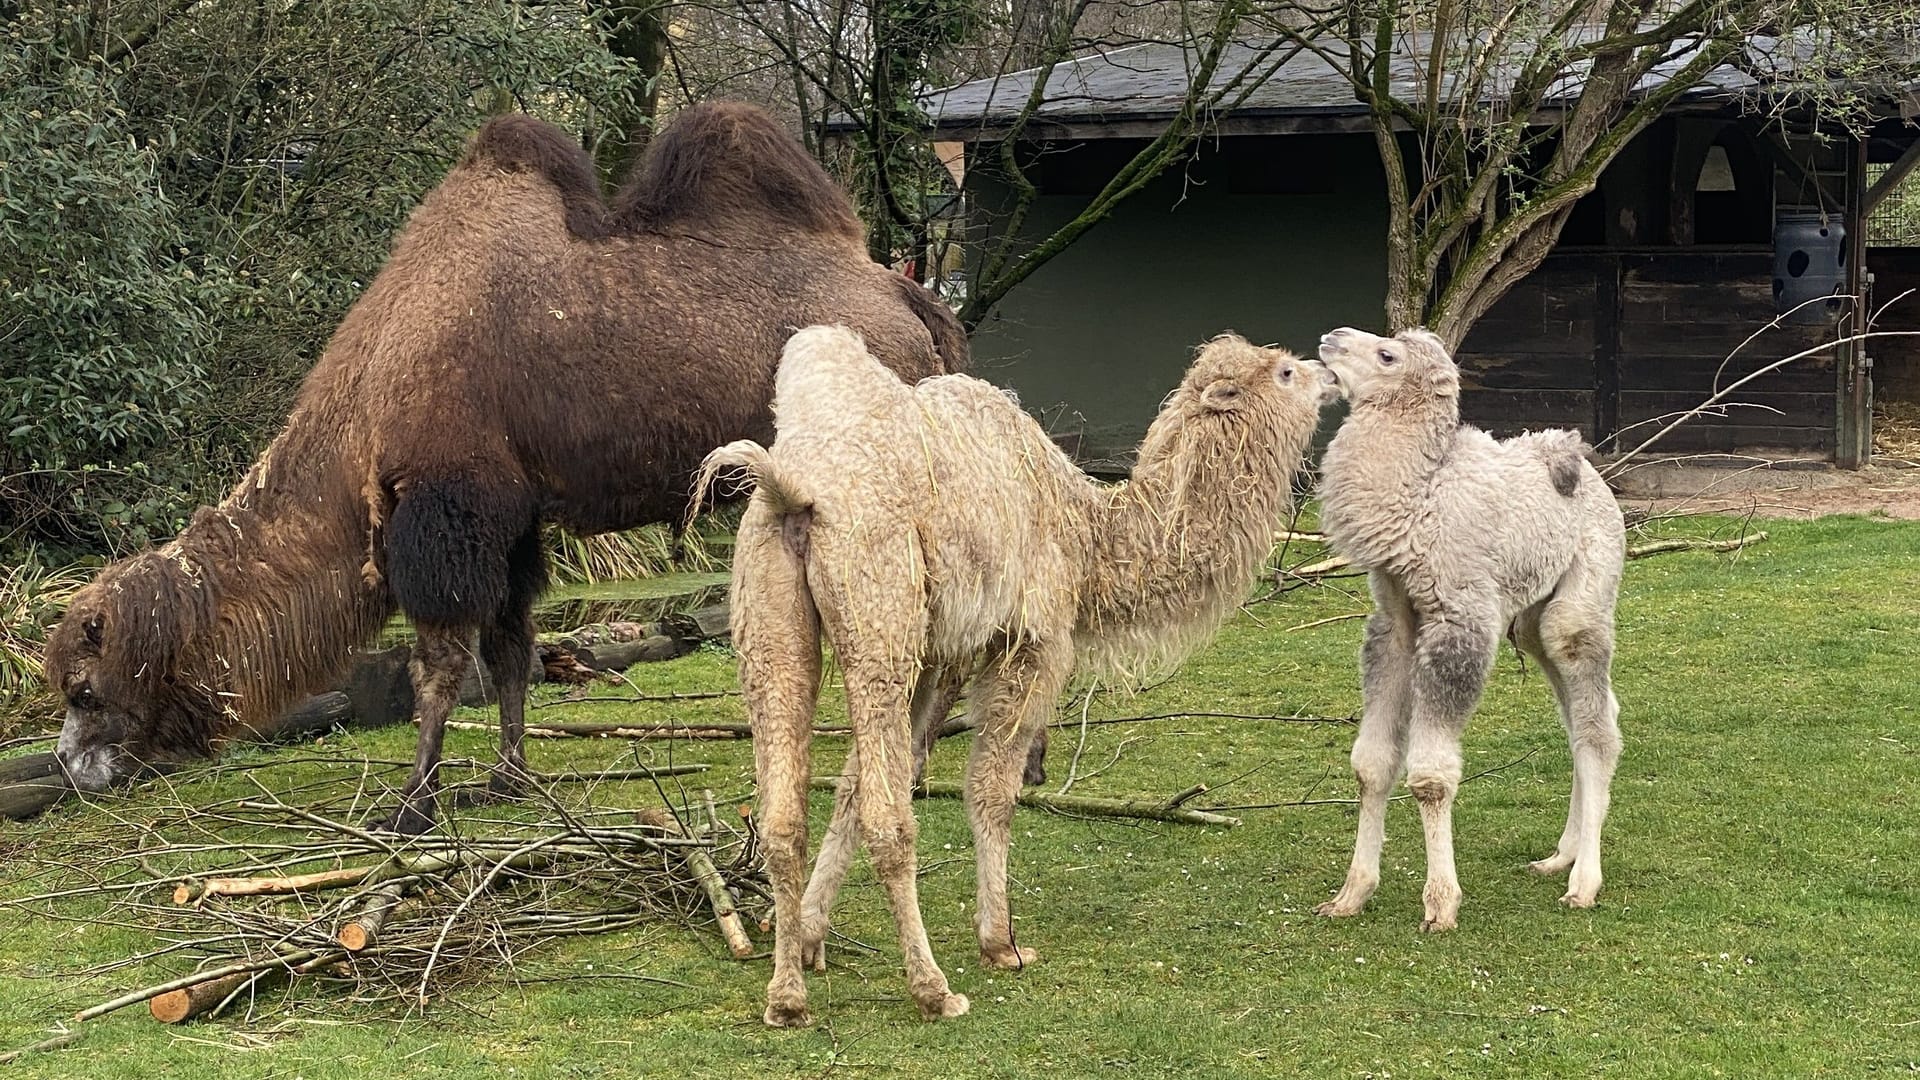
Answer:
[590,1,669,184]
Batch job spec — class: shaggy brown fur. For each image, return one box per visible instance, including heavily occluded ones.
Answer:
[45,102,965,832]
[704,326,1334,1027]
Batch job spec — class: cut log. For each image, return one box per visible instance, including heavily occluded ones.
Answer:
[574,635,686,671]
[148,972,256,1024]
[662,602,730,644]
[0,778,72,822]
[337,881,409,952]
[0,752,60,785]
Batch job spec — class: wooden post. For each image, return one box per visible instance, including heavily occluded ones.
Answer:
[1838,134,1872,469]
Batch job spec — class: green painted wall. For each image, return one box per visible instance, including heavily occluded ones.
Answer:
[965,134,1388,464]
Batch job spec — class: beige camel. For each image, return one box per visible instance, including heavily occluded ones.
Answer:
[703,325,1333,1026]
[1313,326,1625,932]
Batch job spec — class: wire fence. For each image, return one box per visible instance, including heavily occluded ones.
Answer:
[1868,163,1920,247]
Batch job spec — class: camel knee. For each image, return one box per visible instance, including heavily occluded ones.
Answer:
[761,816,809,876]
[1543,623,1613,669]
[859,814,918,876]
[1405,763,1459,805]
[1350,737,1400,791]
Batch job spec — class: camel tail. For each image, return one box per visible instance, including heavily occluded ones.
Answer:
[1544,430,1590,497]
[689,440,814,528]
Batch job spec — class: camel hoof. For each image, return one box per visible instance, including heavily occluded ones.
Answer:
[370,803,437,836]
[1528,854,1575,876]
[981,944,1038,970]
[1314,896,1366,919]
[799,934,827,972]
[917,992,970,1021]
[452,774,529,809]
[763,1001,812,1028]
[1419,914,1458,933]
[1559,891,1598,910]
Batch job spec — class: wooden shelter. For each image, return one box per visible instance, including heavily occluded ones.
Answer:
[916,37,1920,466]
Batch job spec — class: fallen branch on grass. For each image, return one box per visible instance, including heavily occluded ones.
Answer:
[531,689,741,709]
[1042,711,1353,731]
[1626,531,1767,559]
[810,777,1240,827]
[32,777,763,1028]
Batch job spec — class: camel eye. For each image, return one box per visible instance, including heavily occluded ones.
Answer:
[1278,366,1294,383]
[72,684,97,710]
[1378,349,1397,366]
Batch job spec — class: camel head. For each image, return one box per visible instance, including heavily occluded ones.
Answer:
[1175,333,1339,425]
[1315,326,1458,406]
[45,549,224,791]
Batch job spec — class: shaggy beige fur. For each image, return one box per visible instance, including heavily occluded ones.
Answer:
[1313,327,1625,932]
[705,325,1333,1026]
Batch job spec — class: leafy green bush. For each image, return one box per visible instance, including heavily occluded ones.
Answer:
[0,16,225,554]
[1,1,648,558]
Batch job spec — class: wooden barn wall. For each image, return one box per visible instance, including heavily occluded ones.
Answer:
[1869,248,1920,402]
[1457,251,1841,455]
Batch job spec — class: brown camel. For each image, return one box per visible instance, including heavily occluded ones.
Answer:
[702,325,1335,1026]
[43,102,967,833]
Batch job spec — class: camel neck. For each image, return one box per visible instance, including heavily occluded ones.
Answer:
[1318,392,1459,563]
[1076,415,1302,675]
[174,420,392,732]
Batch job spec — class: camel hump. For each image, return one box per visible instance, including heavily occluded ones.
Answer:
[616,101,863,243]
[460,115,608,236]
[892,275,970,373]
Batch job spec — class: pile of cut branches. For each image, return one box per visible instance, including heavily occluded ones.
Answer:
[2,762,763,1033]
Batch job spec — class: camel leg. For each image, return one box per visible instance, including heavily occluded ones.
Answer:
[734,510,824,1028]
[909,664,1047,787]
[1403,615,1495,933]
[840,652,968,1021]
[1535,596,1621,909]
[1319,577,1414,919]
[378,626,472,835]
[910,663,966,785]
[965,636,1074,969]
[798,743,861,970]
[1510,607,1582,877]
[468,527,545,803]
[805,663,951,968]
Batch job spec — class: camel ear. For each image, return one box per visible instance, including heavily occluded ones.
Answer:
[1200,379,1245,412]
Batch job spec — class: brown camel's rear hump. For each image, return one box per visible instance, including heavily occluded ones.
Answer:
[613,101,865,244]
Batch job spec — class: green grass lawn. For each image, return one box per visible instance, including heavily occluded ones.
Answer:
[2,515,1917,1078]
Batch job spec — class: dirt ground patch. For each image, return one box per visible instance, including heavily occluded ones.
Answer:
[1609,456,1920,519]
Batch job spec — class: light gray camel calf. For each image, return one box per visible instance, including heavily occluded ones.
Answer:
[1313,326,1625,932]
[705,326,1333,1025]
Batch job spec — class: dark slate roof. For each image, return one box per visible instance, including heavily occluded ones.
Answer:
[913,31,1858,139]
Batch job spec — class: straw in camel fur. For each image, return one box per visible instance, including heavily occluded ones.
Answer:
[702,325,1335,1026]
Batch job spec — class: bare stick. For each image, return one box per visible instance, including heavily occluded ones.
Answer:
[1627,531,1768,559]
[1285,612,1369,632]
[814,778,1240,827]
[532,689,740,710]
[173,866,374,905]
[640,806,754,958]
[1043,711,1353,730]
[0,1028,85,1064]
